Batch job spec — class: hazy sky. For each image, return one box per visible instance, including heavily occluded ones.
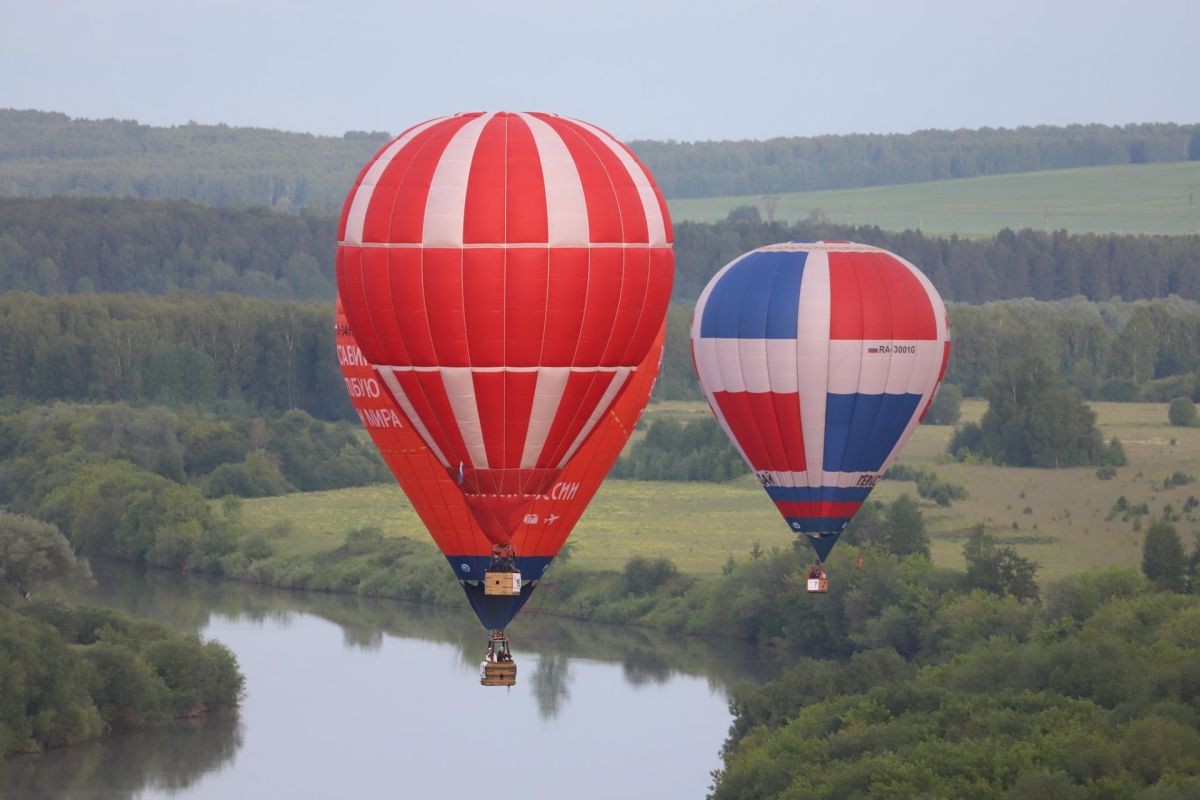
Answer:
[3,0,1196,142]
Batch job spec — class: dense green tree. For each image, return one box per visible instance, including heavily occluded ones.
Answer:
[880,495,929,558]
[0,514,89,601]
[1168,396,1199,427]
[950,355,1112,467]
[925,383,962,424]
[1142,519,1188,592]
[963,524,1040,601]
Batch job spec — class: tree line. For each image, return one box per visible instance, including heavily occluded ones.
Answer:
[633,123,1200,197]
[4,197,1200,306]
[3,110,1198,206]
[5,293,1200,423]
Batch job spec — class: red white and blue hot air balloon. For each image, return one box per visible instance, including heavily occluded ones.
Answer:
[690,242,950,566]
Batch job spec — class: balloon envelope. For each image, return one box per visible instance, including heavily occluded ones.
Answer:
[690,242,950,561]
[336,299,666,628]
[336,112,673,547]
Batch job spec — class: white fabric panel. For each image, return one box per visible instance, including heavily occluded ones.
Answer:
[737,338,771,393]
[714,338,746,393]
[421,113,495,247]
[691,338,723,392]
[519,113,589,247]
[440,367,488,469]
[377,368,450,467]
[795,249,831,490]
[343,117,447,246]
[568,117,668,247]
[826,340,866,394]
[520,367,571,468]
[766,339,799,394]
[557,368,632,467]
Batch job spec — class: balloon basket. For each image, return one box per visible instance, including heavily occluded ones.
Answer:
[484,545,522,596]
[481,630,517,687]
[483,570,522,596]
[806,563,828,594]
[481,661,517,687]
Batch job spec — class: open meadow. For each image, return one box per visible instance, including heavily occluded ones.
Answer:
[236,400,1200,582]
[667,161,1200,237]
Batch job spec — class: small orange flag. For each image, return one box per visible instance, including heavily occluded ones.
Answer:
[856,552,863,569]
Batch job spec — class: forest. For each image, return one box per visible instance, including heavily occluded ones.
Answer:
[2,110,1198,208]
[3,197,1199,306]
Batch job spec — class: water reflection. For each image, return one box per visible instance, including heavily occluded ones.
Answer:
[530,654,571,719]
[77,559,784,715]
[1,713,241,800]
[26,560,785,800]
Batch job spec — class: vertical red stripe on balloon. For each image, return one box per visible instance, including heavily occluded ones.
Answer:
[562,122,649,243]
[462,248,505,366]
[336,247,385,364]
[533,116,622,243]
[852,252,892,340]
[504,371,537,468]
[575,248,623,366]
[623,248,674,364]
[746,391,790,470]
[472,371,506,468]
[359,247,402,355]
[362,118,471,244]
[461,115,507,244]
[394,369,471,469]
[771,391,807,472]
[389,248,436,365]
[537,371,616,468]
[827,253,863,340]
[505,248,549,368]
[873,251,935,340]
[601,248,650,366]
[504,114,550,244]
[541,248,589,365]
[421,248,470,367]
[712,391,772,471]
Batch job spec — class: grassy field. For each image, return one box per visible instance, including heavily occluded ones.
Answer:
[236,400,1200,582]
[667,162,1200,237]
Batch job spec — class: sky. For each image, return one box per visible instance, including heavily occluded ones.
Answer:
[2,0,1197,143]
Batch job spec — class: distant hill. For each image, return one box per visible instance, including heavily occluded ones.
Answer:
[2,109,1197,210]
[668,162,1200,237]
[0,109,390,213]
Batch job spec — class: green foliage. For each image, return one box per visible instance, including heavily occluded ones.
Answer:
[0,602,242,755]
[962,524,1040,601]
[884,463,968,506]
[880,495,929,558]
[0,292,355,420]
[610,417,746,481]
[1168,397,1199,427]
[950,355,1111,467]
[0,514,90,601]
[925,383,962,425]
[1142,519,1188,592]
[711,579,1200,799]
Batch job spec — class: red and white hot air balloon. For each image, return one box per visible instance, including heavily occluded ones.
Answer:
[335,112,673,680]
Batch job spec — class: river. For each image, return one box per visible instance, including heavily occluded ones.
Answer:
[2,563,782,800]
